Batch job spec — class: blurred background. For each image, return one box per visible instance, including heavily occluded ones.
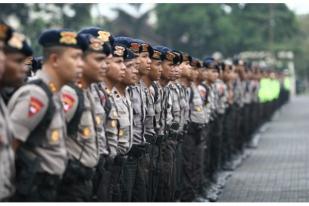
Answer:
[2,3,309,94]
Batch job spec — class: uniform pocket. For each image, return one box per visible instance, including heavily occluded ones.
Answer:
[118,117,130,141]
[78,110,95,142]
[47,112,64,146]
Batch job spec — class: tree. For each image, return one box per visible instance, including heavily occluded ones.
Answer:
[154,3,301,59]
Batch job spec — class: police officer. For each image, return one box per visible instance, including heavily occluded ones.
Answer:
[168,50,185,201]
[143,47,163,201]
[152,45,176,202]
[213,62,229,173]
[220,62,237,170]
[82,28,127,201]
[0,21,14,202]
[57,32,111,201]
[201,57,220,191]
[181,58,207,201]
[76,27,113,201]
[9,29,84,201]
[233,59,246,156]
[1,29,33,201]
[115,36,153,202]
[113,49,138,201]
[0,30,33,104]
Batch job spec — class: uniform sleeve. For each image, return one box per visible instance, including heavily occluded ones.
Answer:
[105,106,119,158]
[171,89,181,127]
[61,85,79,123]
[91,89,109,155]
[8,85,48,142]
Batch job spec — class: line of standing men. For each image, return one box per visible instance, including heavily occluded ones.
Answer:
[0,22,289,202]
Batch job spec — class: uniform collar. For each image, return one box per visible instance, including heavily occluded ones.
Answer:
[100,82,112,95]
[36,70,58,93]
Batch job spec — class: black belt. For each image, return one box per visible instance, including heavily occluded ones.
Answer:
[65,159,95,180]
[127,144,148,158]
[145,134,157,145]
[35,172,61,186]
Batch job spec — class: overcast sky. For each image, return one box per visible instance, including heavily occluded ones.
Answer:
[286,2,309,15]
[94,2,309,21]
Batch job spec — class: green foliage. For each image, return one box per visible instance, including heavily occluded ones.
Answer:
[154,3,301,59]
[0,3,93,57]
[1,3,308,79]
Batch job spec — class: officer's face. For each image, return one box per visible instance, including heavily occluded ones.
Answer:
[56,47,84,84]
[197,69,205,81]
[207,69,219,83]
[180,61,192,79]
[161,60,173,80]
[223,69,231,81]
[3,52,28,87]
[177,63,183,77]
[83,52,108,83]
[137,52,151,75]
[149,59,162,81]
[123,59,138,85]
[191,69,199,81]
[213,69,219,81]
[171,64,180,80]
[201,69,208,81]
[187,68,195,81]
[0,41,6,80]
[106,56,126,83]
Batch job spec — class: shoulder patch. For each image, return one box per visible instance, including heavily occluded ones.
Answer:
[28,97,44,117]
[62,93,76,113]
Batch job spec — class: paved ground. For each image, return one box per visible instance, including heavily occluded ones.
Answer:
[218,95,309,202]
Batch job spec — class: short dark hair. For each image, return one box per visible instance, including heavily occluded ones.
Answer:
[42,46,66,62]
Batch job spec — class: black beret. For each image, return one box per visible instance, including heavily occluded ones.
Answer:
[38,29,86,50]
[124,49,138,61]
[111,43,127,58]
[78,27,112,55]
[132,38,154,57]
[114,36,141,54]
[203,57,219,71]
[172,50,183,65]
[191,57,202,68]
[151,48,164,61]
[78,33,112,56]
[153,45,176,62]
[6,32,33,56]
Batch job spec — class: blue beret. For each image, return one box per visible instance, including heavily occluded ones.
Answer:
[191,57,202,68]
[108,36,132,58]
[114,36,140,53]
[125,49,138,61]
[151,47,164,61]
[78,27,112,55]
[6,31,33,56]
[78,33,112,56]
[172,50,183,65]
[152,45,176,62]
[108,40,127,58]
[38,29,86,50]
[0,21,13,43]
[114,37,154,57]
[203,57,219,71]
[132,38,153,57]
